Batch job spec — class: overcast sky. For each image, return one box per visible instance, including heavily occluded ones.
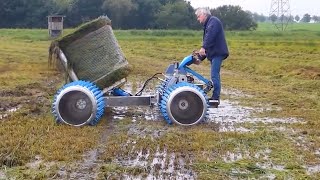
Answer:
[187,0,319,17]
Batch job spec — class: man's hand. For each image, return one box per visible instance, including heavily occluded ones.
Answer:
[194,59,201,65]
[199,47,206,56]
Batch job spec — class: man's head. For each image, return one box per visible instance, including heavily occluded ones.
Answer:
[195,7,211,24]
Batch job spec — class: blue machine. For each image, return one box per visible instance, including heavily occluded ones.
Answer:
[52,53,213,126]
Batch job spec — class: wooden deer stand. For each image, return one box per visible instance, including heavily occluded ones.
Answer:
[47,15,65,38]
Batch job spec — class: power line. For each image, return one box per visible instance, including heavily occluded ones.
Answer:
[269,0,291,31]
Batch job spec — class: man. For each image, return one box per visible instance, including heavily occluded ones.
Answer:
[194,7,229,108]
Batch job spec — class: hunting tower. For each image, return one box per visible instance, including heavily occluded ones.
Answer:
[47,15,65,38]
[269,0,291,31]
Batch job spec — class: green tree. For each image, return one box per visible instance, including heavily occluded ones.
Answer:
[158,0,182,5]
[252,13,267,22]
[51,0,77,14]
[294,15,300,22]
[270,14,277,23]
[0,0,23,27]
[65,0,104,27]
[312,15,319,23]
[102,0,137,28]
[211,5,257,30]
[155,1,192,29]
[0,0,51,28]
[288,15,294,22]
[129,0,162,29]
[301,13,311,23]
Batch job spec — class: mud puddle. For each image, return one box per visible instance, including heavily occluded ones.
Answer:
[50,82,309,179]
[49,148,103,180]
[305,164,320,175]
[111,106,161,122]
[114,145,196,179]
[0,105,21,120]
[102,84,308,178]
[107,112,195,179]
[51,118,115,180]
[0,170,6,180]
[222,148,284,169]
[0,77,61,120]
[114,83,303,133]
[208,99,302,132]
[68,150,101,180]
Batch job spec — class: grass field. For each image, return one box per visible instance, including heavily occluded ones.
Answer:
[0,22,320,179]
[257,22,320,32]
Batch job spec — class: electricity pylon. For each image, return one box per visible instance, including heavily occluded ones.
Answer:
[269,0,291,31]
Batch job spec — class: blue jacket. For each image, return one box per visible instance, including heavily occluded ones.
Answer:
[202,16,229,61]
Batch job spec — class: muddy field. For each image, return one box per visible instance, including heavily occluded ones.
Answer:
[1,28,320,179]
[1,79,318,179]
[0,77,59,121]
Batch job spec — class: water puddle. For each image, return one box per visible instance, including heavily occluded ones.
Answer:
[111,106,160,122]
[294,135,310,151]
[222,149,271,163]
[69,150,100,179]
[52,150,101,179]
[115,147,196,179]
[127,126,167,140]
[26,155,43,169]
[222,151,251,163]
[222,149,286,179]
[0,105,21,120]
[0,170,6,180]
[110,83,302,133]
[222,88,254,98]
[72,82,308,178]
[111,126,193,179]
[304,164,320,175]
[220,148,320,177]
[208,99,302,132]
[256,162,285,171]
[134,107,161,121]
[111,107,128,120]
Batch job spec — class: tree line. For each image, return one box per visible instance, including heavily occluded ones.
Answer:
[1,0,318,30]
[269,14,320,23]
[0,0,259,30]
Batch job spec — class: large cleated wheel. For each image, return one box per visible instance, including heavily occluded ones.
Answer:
[160,82,208,125]
[52,80,105,126]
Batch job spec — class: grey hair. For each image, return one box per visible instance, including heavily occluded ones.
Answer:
[195,7,211,16]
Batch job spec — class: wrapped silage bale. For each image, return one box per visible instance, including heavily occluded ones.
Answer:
[49,16,130,89]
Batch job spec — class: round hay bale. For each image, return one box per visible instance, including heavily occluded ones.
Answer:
[49,16,130,88]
